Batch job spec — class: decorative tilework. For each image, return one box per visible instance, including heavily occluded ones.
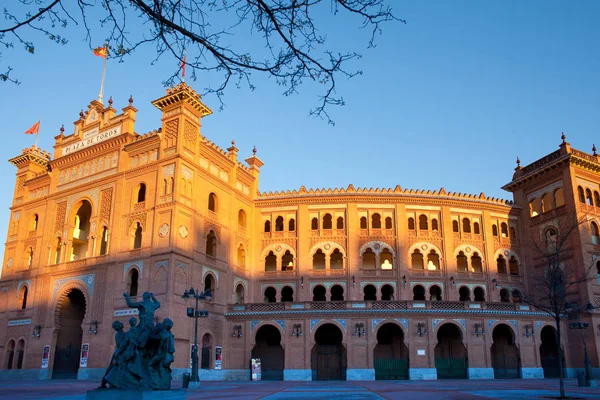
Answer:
[124,260,143,281]
[233,277,248,291]
[372,318,385,332]
[333,319,347,332]
[52,273,95,301]
[454,319,466,331]
[432,319,443,330]
[155,261,169,270]
[410,281,444,290]
[175,262,188,271]
[275,320,285,332]
[536,320,545,330]
[508,320,518,331]
[251,320,261,332]
[310,319,323,332]
[202,266,220,286]
[488,319,498,330]
[396,318,409,331]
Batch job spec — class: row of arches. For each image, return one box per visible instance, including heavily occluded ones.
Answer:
[250,321,562,380]
[529,187,565,217]
[578,186,600,207]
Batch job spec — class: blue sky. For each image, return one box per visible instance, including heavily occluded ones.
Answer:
[0,1,599,264]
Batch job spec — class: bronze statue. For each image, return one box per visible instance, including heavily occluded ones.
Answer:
[101,292,174,390]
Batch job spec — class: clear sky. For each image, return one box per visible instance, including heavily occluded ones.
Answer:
[0,1,599,266]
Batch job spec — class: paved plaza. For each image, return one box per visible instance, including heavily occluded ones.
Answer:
[2,379,600,400]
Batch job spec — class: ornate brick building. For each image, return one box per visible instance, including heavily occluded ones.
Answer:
[0,83,598,381]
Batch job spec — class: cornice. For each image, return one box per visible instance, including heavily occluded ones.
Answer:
[50,134,132,168]
[224,308,549,318]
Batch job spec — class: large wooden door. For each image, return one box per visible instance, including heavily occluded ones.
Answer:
[52,289,85,379]
[374,359,409,380]
[315,345,342,380]
[374,323,409,380]
[434,323,467,379]
[491,324,520,379]
[52,343,79,379]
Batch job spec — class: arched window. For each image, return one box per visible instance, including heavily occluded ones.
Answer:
[541,193,551,213]
[360,216,368,229]
[204,274,215,295]
[264,220,271,233]
[492,224,498,236]
[330,249,343,270]
[205,230,217,257]
[16,340,24,370]
[413,285,425,301]
[330,285,344,301]
[459,286,471,301]
[500,222,508,237]
[133,222,142,249]
[6,340,15,370]
[127,269,139,297]
[432,218,439,231]
[312,285,326,301]
[473,222,480,234]
[595,191,600,207]
[288,218,295,231]
[275,216,284,232]
[99,227,108,256]
[264,287,276,303]
[509,226,516,239]
[497,255,507,274]
[235,284,245,304]
[313,249,325,270]
[462,218,471,233]
[473,287,485,302]
[554,188,565,207]
[427,250,440,270]
[457,251,468,272]
[512,289,522,303]
[282,250,294,271]
[30,214,38,231]
[162,178,168,196]
[385,216,393,229]
[578,186,586,203]
[336,216,344,229]
[419,215,428,230]
[237,244,246,268]
[281,286,294,302]
[408,218,415,230]
[509,256,519,276]
[208,193,218,212]
[500,288,510,302]
[546,228,557,252]
[362,248,376,270]
[363,284,377,301]
[586,189,594,205]
[430,285,442,301]
[19,285,28,310]
[54,237,62,264]
[264,251,276,272]
[169,177,175,195]
[71,200,92,261]
[471,252,483,272]
[238,210,246,228]
[381,284,394,301]
[26,247,33,268]
[529,200,538,217]
[137,183,146,203]
[372,213,381,229]
[452,220,459,232]
[411,249,424,270]
[597,260,600,276]
[592,222,600,245]
[322,214,332,229]
[380,249,393,269]
[311,217,319,230]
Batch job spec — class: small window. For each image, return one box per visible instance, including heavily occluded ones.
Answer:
[275,216,284,232]
[133,222,142,249]
[330,248,343,270]
[492,224,498,236]
[427,250,440,270]
[473,222,480,234]
[206,230,217,257]
[501,222,508,237]
[264,221,271,233]
[429,285,442,301]
[419,215,428,230]
[282,250,294,271]
[462,218,471,233]
[137,183,146,203]
[127,269,139,297]
[408,218,415,230]
[509,256,519,275]
[311,217,319,230]
[363,284,377,301]
[362,248,376,270]
[432,218,439,231]
[452,220,459,233]
[578,186,586,203]
[288,218,296,231]
[497,255,507,274]
[264,287,276,303]
[473,287,485,302]
[30,214,39,231]
[208,193,217,212]
[459,286,471,301]
[595,191,600,208]
[509,226,516,239]
[281,286,294,302]
[99,227,108,256]
[413,285,425,301]
[19,286,28,310]
[336,216,344,229]
[500,288,510,302]
[313,249,326,270]
[372,213,381,229]
[512,289,522,303]
[313,285,326,301]
[54,237,62,264]
[411,249,424,270]
[385,216,393,230]
[237,244,246,268]
[541,193,551,213]
[457,251,468,272]
[323,214,332,229]
[554,188,565,207]
[265,251,276,272]
[238,210,247,228]
[27,247,33,268]
[360,216,367,229]
[380,249,393,269]
[592,222,599,245]
[586,189,594,206]
[471,252,483,272]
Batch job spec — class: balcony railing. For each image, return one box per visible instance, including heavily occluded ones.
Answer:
[360,269,396,278]
[259,270,297,280]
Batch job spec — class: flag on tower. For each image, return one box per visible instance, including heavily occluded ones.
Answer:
[93,45,108,58]
[24,120,40,135]
[181,49,187,81]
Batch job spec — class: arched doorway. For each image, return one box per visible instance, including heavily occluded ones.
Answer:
[374,323,409,380]
[540,326,562,378]
[201,333,212,369]
[434,323,467,379]
[491,324,520,379]
[52,288,86,379]
[311,323,346,380]
[251,325,284,380]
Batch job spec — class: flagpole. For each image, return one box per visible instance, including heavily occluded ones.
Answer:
[35,120,39,147]
[98,53,107,104]
[182,48,187,83]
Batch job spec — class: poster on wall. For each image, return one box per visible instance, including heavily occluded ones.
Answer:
[80,343,89,368]
[215,346,222,370]
[251,358,261,381]
[41,345,50,369]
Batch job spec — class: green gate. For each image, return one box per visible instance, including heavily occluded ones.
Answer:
[435,357,467,379]
[374,358,409,380]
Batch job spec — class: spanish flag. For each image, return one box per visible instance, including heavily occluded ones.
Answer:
[25,121,40,135]
[93,45,108,59]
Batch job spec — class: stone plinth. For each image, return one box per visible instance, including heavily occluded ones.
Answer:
[86,389,185,400]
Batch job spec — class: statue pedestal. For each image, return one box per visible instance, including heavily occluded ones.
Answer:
[86,389,186,400]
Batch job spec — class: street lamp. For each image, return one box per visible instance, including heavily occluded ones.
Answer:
[566,301,595,387]
[182,287,211,382]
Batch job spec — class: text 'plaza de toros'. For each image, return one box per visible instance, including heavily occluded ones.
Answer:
[1,83,600,381]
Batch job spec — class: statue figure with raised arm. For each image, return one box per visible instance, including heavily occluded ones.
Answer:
[123,291,161,329]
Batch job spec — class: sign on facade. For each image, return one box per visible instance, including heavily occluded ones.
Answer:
[114,308,139,317]
[80,343,89,368]
[215,346,222,370]
[7,319,31,326]
[63,126,122,155]
[41,345,50,369]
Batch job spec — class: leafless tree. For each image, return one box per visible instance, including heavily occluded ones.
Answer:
[515,213,596,398]
[0,0,404,124]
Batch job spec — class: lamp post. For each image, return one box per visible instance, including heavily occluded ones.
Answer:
[566,301,595,387]
[182,287,211,382]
